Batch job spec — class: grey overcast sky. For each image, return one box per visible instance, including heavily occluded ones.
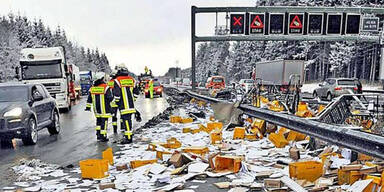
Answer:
[0,0,256,75]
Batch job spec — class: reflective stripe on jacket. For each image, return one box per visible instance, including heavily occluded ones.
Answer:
[86,83,113,117]
[113,76,136,114]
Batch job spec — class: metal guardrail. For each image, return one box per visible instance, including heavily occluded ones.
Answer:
[184,90,384,159]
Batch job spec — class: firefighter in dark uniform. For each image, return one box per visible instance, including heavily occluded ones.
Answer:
[85,72,113,142]
[113,65,141,144]
[108,71,119,133]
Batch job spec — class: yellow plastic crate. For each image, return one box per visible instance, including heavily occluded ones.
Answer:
[245,134,258,141]
[363,175,381,192]
[130,159,157,169]
[161,137,182,149]
[156,150,173,160]
[170,116,182,123]
[268,133,288,148]
[191,128,202,134]
[207,122,223,132]
[252,119,266,135]
[182,127,192,133]
[210,131,222,144]
[338,170,363,185]
[287,131,307,141]
[102,148,114,166]
[79,159,109,179]
[233,127,245,140]
[182,146,209,157]
[289,161,323,182]
[181,117,193,124]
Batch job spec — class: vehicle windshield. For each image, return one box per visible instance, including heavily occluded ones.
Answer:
[212,78,224,83]
[338,80,356,86]
[244,80,254,83]
[80,75,92,84]
[0,86,28,102]
[153,82,161,87]
[20,60,62,80]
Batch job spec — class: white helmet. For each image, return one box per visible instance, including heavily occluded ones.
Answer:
[95,72,106,81]
[115,63,128,71]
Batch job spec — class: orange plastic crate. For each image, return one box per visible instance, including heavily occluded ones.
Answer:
[233,127,245,140]
[79,159,109,179]
[130,159,157,169]
[102,148,114,166]
[268,133,289,148]
[289,161,323,182]
[214,156,242,173]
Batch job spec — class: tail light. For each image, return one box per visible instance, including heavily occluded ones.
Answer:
[242,84,245,87]
[353,87,358,91]
[334,87,342,91]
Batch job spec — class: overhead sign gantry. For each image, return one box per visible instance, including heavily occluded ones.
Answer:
[191,6,384,89]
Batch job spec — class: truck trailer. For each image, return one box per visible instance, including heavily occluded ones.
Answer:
[255,60,305,88]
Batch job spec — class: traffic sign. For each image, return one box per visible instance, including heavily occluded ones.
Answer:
[362,17,379,31]
[289,13,304,34]
[230,14,245,34]
[345,14,361,35]
[249,13,265,34]
[327,14,343,35]
[308,14,323,35]
[269,13,285,35]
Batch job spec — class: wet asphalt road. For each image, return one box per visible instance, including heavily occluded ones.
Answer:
[0,95,169,187]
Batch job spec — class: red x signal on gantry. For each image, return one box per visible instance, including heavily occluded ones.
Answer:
[233,16,243,26]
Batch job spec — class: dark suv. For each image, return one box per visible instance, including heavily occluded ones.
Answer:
[0,83,60,146]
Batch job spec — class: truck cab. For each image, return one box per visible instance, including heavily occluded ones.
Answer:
[19,47,72,112]
[80,71,94,95]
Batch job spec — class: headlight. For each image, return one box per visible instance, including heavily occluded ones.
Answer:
[4,108,23,117]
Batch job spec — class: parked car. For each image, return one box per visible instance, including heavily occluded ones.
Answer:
[0,83,60,147]
[313,78,362,101]
[145,81,163,98]
[239,79,254,93]
[206,76,225,90]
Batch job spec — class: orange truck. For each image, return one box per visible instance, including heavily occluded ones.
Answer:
[206,76,225,90]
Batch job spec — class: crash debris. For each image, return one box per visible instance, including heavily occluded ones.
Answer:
[4,93,384,192]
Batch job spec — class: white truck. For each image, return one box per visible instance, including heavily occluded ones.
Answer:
[19,47,73,112]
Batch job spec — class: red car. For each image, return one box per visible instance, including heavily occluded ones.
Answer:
[206,76,225,90]
[145,81,163,98]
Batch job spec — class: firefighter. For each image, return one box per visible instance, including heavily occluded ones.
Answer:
[108,71,119,133]
[149,79,154,99]
[85,72,113,142]
[113,65,142,144]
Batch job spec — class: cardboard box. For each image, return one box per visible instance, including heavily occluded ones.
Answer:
[99,182,115,190]
[289,146,300,160]
[264,179,282,188]
[116,164,128,171]
[169,153,192,168]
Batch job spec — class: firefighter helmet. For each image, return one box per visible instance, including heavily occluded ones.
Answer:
[95,72,106,81]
